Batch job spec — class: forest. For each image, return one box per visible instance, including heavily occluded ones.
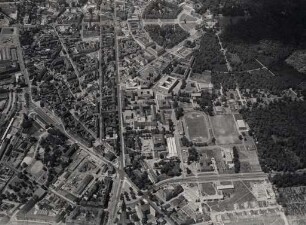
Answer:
[194,0,244,16]
[221,0,306,45]
[211,70,302,96]
[240,99,306,172]
[272,173,306,188]
[224,40,294,72]
[220,0,306,79]
[193,32,227,73]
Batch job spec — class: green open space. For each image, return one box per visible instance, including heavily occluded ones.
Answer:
[210,114,240,144]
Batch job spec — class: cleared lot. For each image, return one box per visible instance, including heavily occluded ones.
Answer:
[210,114,241,144]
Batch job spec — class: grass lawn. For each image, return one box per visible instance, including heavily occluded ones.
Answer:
[201,183,216,196]
[210,114,241,144]
[207,181,256,212]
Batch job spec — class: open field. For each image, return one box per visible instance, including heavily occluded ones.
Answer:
[29,160,44,175]
[184,112,210,144]
[201,182,216,195]
[1,27,14,35]
[200,147,227,173]
[207,181,256,212]
[179,13,197,22]
[178,13,198,32]
[237,145,262,172]
[179,23,197,32]
[210,114,240,144]
[223,214,286,225]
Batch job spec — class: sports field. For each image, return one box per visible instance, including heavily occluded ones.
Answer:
[211,114,240,144]
[184,112,210,144]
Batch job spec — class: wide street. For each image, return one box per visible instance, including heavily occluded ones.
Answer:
[154,171,268,188]
[105,1,127,223]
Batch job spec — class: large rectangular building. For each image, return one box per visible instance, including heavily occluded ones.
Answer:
[167,137,178,158]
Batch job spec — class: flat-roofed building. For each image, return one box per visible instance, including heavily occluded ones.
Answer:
[216,184,234,190]
[167,137,178,158]
[155,75,179,94]
[237,119,248,131]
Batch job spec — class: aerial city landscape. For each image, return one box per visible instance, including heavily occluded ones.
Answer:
[0,0,305,224]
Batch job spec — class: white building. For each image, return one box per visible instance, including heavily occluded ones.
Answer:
[167,137,178,158]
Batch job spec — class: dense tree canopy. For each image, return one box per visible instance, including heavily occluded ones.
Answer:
[187,147,199,164]
[143,0,182,19]
[221,0,306,45]
[196,91,216,116]
[145,25,189,49]
[233,146,240,173]
[193,32,227,73]
[272,173,306,188]
[218,0,306,89]
[211,70,302,96]
[241,99,306,172]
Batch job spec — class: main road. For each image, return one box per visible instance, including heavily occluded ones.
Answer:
[154,172,268,188]
[106,1,127,223]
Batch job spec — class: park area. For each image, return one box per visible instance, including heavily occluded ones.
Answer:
[142,0,182,19]
[184,112,210,144]
[192,32,228,73]
[211,114,240,144]
[145,24,190,49]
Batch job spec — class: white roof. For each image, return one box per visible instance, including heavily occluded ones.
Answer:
[237,119,247,128]
[167,137,178,158]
